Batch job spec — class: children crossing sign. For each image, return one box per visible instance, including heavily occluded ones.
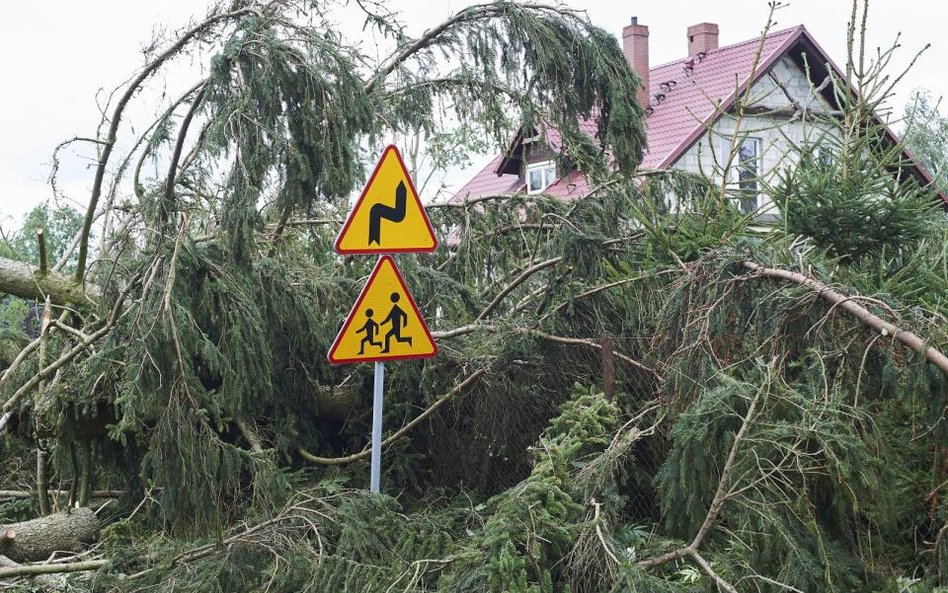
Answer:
[328,256,437,364]
[335,145,437,255]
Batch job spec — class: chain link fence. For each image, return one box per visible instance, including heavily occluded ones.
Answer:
[421,335,667,521]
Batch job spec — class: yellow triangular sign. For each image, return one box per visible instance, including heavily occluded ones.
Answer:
[335,145,438,254]
[328,256,437,364]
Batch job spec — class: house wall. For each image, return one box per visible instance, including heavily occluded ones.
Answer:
[670,55,839,213]
[524,139,556,166]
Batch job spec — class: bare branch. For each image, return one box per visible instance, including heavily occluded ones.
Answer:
[0,556,105,581]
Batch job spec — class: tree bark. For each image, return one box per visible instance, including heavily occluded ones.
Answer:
[0,256,98,305]
[0,508,99,562]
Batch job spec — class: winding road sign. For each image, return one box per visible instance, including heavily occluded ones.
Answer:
[335,145,437,254]
[327,256,437,364]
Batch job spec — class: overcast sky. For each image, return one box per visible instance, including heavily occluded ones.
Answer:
[1,0,945,228]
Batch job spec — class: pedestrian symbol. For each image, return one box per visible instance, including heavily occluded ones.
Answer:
[356,308,381,354]
[335,145,438,255]
[328,256,437,364]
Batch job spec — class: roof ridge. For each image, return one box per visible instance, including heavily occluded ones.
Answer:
[648,24,805,73]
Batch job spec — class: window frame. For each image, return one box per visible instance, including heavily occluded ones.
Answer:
[722,137,762,213]
[525,160,557,194]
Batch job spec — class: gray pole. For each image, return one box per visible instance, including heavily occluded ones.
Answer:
[370,361,385,493]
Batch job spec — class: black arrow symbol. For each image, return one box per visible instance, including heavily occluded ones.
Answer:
[368,180,407,245]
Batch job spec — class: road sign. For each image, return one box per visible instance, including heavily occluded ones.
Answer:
[328,255,437,364]
[335,145,438,255]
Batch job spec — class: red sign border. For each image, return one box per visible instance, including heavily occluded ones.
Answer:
[327,255,438,365]
[334,145,438,255]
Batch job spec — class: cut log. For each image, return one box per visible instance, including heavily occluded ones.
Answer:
[0,508,99,562]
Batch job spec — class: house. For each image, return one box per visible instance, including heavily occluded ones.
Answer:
[453,19,942,212]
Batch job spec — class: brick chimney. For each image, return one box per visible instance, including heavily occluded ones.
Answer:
[687,22,719,56]
[622,17,649,108]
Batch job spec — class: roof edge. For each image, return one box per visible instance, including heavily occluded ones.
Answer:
[648,24,805,72]
[656,26,807,169]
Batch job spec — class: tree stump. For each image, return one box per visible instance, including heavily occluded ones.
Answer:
[0,507,99,562]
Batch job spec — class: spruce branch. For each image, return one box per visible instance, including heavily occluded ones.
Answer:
[75,5,263,282]
[637,382,762,593]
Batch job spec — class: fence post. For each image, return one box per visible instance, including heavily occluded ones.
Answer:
[600,333,614,403]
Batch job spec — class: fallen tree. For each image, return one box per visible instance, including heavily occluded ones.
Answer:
[0,256,98,306]
[0,0,945,590]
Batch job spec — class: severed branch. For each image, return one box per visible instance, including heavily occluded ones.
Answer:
[476,256,562,321]
[299,368,487,465]
[524,328,660,378]
[36,229,47,275]
[0,490,123,502]
[589,498,620,566]
[126,493,330,581]
[742,260,948,375]
[431,323,661,378]
[127,515,291,580]
[0,556,106,581]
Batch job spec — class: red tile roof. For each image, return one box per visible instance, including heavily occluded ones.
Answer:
[455,155,524,198]
[641,26,803,168]
[451,24,945,205]
[453,26,804,202]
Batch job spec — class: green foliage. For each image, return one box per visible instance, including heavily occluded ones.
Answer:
[1,201,84,269]
[655,368,886,591]
[130,0,646,264]
[96,385,618,593]
[774,134,939,264]
[3,2,947,593]
[622,169,748,264]
[436,385,618,593]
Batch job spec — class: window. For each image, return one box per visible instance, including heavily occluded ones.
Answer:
[526,161,557,194]
[723,138,761,213]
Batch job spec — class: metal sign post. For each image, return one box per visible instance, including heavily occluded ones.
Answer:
[370,361,385,493]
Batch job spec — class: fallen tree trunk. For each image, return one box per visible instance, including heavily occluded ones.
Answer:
[742,260,948,376]
[0,256,98,305]
[0,508,99,562]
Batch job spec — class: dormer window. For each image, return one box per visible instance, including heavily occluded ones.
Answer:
[526,160,557,194]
